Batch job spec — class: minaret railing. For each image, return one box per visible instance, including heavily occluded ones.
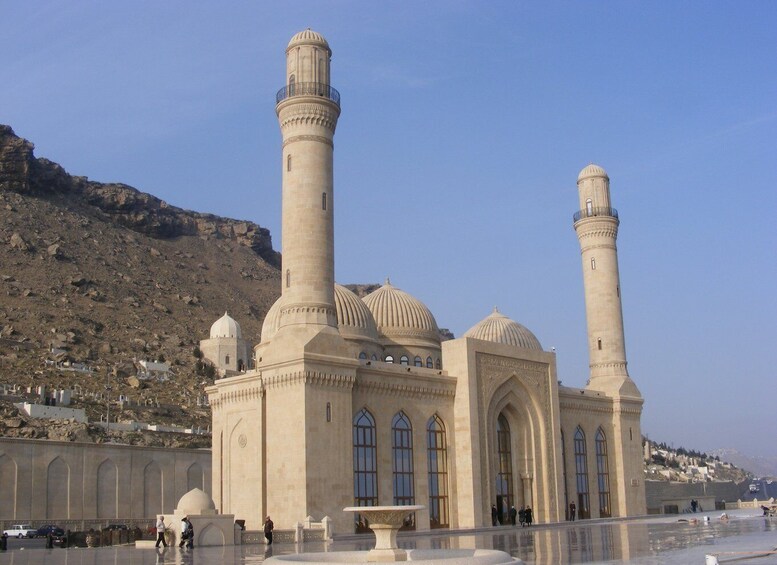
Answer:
[573,207,619,223]
[276,82,341,106]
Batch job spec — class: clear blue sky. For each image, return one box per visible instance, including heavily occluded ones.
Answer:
[2,1,775,459]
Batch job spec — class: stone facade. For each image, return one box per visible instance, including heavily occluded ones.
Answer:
[206,29,646,535]
[0,437,211,525]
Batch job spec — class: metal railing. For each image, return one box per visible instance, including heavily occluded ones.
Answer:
[573,206,619,222]
[276,82,340,106]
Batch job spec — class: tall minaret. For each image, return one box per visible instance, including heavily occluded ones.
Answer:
[275,29,341,332]
[573,164,640,397]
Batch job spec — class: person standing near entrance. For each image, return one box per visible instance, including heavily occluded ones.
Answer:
[491,505,498,526]
[569,502,576,521]
[525,506,533,526]
[509,505,517,526]
[264,516,274,545]
[155,516,168,548]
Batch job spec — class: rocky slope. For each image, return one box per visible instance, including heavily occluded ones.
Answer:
[0,125,282,443]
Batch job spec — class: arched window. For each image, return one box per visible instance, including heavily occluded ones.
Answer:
[225,355,230,366]
[287,154,292,172]
[371,354,378,361]
[385,355,394,364]
[596,428,611,518]
[322,192,327,210]
[591,257,596,270]
[414,356,422,367]
[561,429,570,520]
[496,414,513,525]
[586,198,593,216]
[392,412,415,528]
[574,426,590,519]
[358,352,367,360]
[286,269,291,288]
[400,355,409,366]
[353,408,378,531]
[426,356,433,368]
[427,415,449,528]
[435,359,442,370]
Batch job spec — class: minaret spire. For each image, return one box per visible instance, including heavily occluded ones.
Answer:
[275,29,341,331]
[573,164,640,397]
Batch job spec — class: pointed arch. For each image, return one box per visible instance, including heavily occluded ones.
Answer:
[187,462,204,492]
[144,461,162,517]
[97,458,118,519]
[199,523,225,546]
[353,408,378,532]
[574,427,590,519]
[391,412,415,511]
[427,414,449,528]
[0,454,17,519]
[46,456,69,519]
[595,427,611,517]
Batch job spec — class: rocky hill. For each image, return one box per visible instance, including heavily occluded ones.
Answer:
[0,125,282,442]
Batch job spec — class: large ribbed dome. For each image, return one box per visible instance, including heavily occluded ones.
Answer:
[363,280,440,343]
[260,297,283,343]
[463,308,542,350]
[334,284,379,341]
[577,163,608,182]
[260,287,379,344]
[288,28,330,51]
[210,312,242,339]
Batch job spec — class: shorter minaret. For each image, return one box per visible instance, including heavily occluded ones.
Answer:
[573,164,640,397]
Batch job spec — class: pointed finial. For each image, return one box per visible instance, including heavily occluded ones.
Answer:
[385,277,391,286]
[493,306,499,313]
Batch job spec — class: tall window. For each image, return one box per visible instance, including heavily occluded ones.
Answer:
[288,74,296,95]
[561,430,570,520]
[414,356,422,367]
[287,154,292,172]
[574,426,590,519]
[596,428,611,517]
[286,269,290,288]
[426,356,433,368]
[322,192,327,210]
[586,198,593,215]
[353,409,378,532]
[392,412,415,529]
[496,414,513,525]
[427,415,449,528]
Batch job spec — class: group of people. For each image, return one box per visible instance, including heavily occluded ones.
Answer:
[492,504,533,527]
[153,516,194,549]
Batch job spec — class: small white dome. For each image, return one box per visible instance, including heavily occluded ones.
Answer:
[577,163,608,182]
[363,280,440,344]
[288,29,330,51]
[463,308,542,350]
[176,488,216,515]
[210,312,241,339]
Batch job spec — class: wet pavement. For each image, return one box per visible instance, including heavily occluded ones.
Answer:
[1,509,775,564]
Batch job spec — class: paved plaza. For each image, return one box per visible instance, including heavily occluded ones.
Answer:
[0,509,774,565]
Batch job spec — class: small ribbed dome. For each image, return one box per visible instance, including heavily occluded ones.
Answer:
[463,308,542,350]
[176,488,216,515]
[578,163,608,182]
[334,284,379,341]
[288,28,330,51]
[210,312,241,339]
[260,297,283,343]
[363,280,440,343]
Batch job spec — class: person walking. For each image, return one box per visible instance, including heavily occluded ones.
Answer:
[185,518,194,549]
[525,506,533,526]
[155,516,168,548]
[569,502,576,521]
[264,516,274,545]
[178,516,189,548]
[518,506,525,526]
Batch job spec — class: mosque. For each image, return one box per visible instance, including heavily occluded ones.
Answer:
[205,29,646,534]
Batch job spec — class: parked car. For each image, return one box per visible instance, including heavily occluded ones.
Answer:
[36,524,65,539]
[3,524,37,538]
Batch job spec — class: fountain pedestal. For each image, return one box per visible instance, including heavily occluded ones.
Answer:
[343,505,423,562]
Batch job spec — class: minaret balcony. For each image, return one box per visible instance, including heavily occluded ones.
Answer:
[573,206,619,223]
[276,82,341,107]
